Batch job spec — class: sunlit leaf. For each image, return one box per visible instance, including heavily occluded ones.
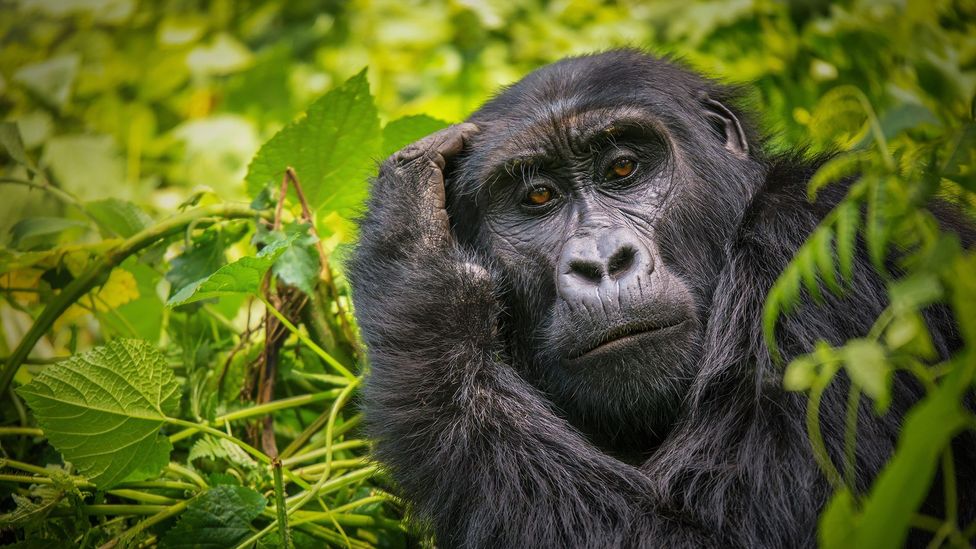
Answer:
[245,70,381,220]
[381,114,450,157]
[166,232,299,307]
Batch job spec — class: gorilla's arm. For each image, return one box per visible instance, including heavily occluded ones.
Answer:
[350,124,693,546]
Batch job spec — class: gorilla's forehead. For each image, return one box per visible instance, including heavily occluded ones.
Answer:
[470,105,655,170]
[455,50,706,191]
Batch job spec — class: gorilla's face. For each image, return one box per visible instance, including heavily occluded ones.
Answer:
[447,53,759,451]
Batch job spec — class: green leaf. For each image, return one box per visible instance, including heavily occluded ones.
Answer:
[165,225,243,297]
[245,70,381,219]
[885,312,937,360]
[887,274,943,313]
[852,378,969,548]
[814,227,842,296]
[841,339,891,412]
[258,223,321,295]
[798,241,823,303]
[818,489,857,549]
[835,201,860,284]
[807,153,869,202]
[159,485,267,549]
[783,355,817,391]
[16,339,180,488]
[12,54,80,109]
[381,114,450,157]
[865,176,892,273]
[188,436,259,471]
[0,122,36,173]
[84,198,153,238]
[9,217,89,251]
[166,232,298,307]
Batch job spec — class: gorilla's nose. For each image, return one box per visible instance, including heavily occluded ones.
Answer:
[558,227,654,298]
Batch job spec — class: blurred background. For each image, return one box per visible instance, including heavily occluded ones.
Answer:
[2,0,971,238]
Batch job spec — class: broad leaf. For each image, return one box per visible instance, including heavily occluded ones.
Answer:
[16,339,180,488]
[84,198,153,238]
[381,114,450,157]
[245,70,380,219]
[9,218,89,251]
[166,232,298,306]
[257,223,320,295]
[159,485,267,549]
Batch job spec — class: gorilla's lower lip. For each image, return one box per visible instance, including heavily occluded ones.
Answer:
[571,320,688,360]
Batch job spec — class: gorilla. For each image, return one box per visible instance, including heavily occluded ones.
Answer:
[347,49,976,547]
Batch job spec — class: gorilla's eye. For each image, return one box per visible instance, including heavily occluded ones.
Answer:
[607,158,636,180]
[524,186,554,206]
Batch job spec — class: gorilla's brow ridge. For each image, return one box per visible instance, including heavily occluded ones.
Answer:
[494,113,661,177]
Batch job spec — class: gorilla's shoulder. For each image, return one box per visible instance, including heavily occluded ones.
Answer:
[736,151,840,250]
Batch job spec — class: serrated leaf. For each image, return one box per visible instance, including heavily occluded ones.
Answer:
[159,485,267,549]
[189,436,259,470]
[84,198,153,238]
[841,339,891,412]
[166,232,299,307]
[16,340,180,488]
[245,70,380,219]
[835,201,860,284]
[381,114,450,157]
[0,488,63,528]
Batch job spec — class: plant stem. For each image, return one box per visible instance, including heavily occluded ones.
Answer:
[97,499,190,549]
[165,416,270,465]
[168,389,343,443]
[0,203,267,394]
[272,457,293,549]
[259,295,356,380]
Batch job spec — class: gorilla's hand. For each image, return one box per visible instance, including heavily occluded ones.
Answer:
[364,123,479,256]
[349,124,659,547]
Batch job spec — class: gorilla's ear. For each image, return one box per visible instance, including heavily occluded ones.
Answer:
[701,94,749,157]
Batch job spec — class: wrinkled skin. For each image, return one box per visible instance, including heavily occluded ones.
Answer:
[348,50,976,548]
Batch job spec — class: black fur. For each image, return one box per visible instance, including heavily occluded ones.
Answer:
[348,49,975,548]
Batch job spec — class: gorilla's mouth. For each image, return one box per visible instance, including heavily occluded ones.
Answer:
[570,319,689,361]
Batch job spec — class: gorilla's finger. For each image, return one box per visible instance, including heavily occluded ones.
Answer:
[394,122,480,170]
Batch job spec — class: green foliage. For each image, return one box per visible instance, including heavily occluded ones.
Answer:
[159,485,267,549]
[245,70,380,221]
[17,339,180,488]
[0,1,974,547]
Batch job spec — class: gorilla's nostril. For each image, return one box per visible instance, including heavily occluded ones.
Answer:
[607,246,636,278]
[569,260,603,283]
